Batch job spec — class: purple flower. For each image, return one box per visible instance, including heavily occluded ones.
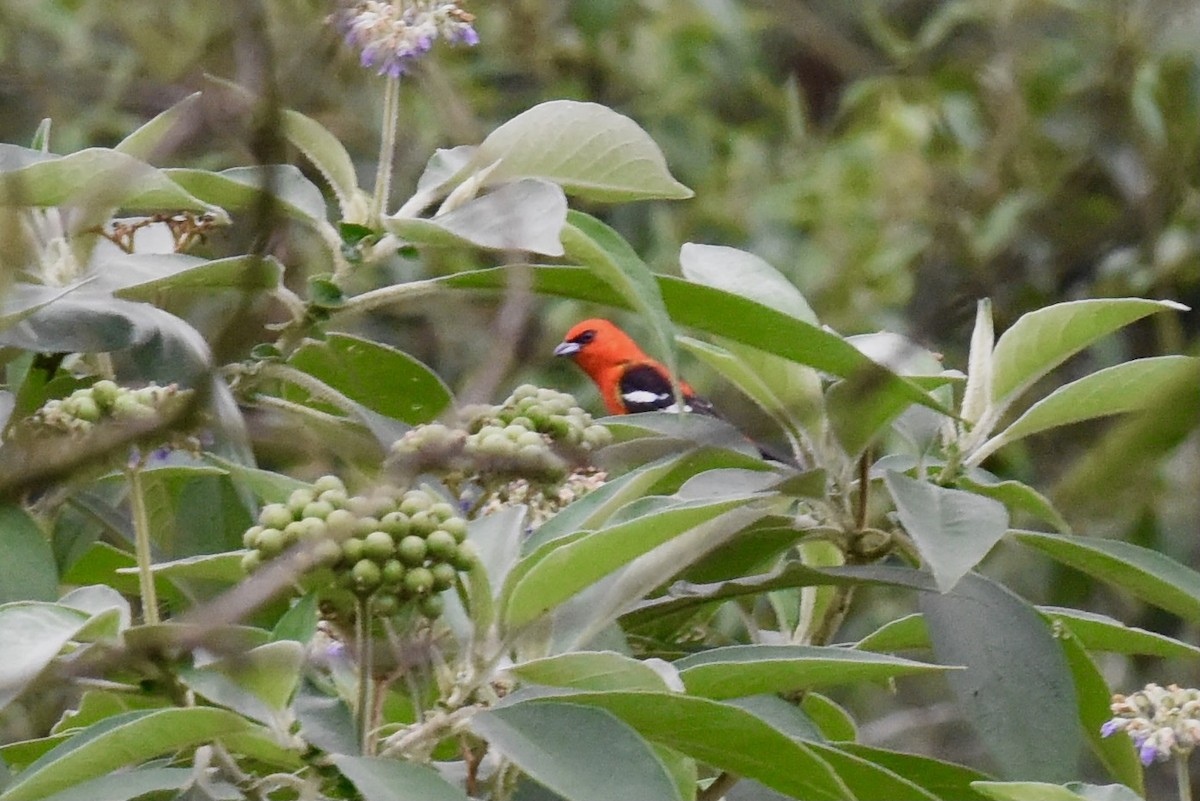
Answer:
[1100,719,1124,738]
[329,1,478,77]
[1140,740,1163,766]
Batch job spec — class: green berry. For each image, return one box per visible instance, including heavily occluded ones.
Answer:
[302,500,335,521]
[354,516,381,536]
[112,394,154,420]
[351,559,382,591]
[409,511,437,537]
[282,520,308,547]
[516,430,544,448]
[258,503,294,530]
[312,475,345,494]
[362,530,395,560]
[426,529,458,561]
[372,593,399,616]
[241,551,262,574]
[257,528,284,557]
[404,567,434,595]
[379,511,410,537]
[399,491,432,516]
[430,562,458,591]
[91,380,120,408]
[429,502,456,522]
[342,537,365,563]
[451,541,480,571]
[441,517,468,543]
[325,509,357,541]
[418,593,445,618]
[382,559,406,585]
[287,489,315,515]
[318,489,348,509]
[242,525,264,549]
[71,395,101,422]
[397,535,427,566]
[314,539,343,567]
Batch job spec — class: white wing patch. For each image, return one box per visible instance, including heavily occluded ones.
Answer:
[622,389,669,406]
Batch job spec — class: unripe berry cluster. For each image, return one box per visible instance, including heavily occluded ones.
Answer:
[390,385,612,482]
[22,380,197,454]
[240,475,476,623]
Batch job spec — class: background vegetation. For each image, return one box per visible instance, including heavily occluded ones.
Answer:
[0,0,1197,799]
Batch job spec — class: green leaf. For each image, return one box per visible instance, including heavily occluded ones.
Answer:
[961,299,995,426]
[386,179,567,255]
[508,652,678,692]
[272,593,319,643]
[974,356,1200,464]
[121,551,246,584]
[104,253,283,301]
[955,476,1070,534]
[0,603,91,710]
[114,92,201,159]
[281,108,361,217]
[674,645,946,699]
[332,755,469,801]
[885,471,1009,592]
[838,745,993,801]
[32,768,192,801]
[0,708,254,801]
[471,702,684,801]
[0,146,226,218]
[560,212,680,398]
[507,691,851,800]
[0,504,57,603]
[164,165,327,224]
[971,782,1142,801]
[429,265,948,414]
[678,243,817,323]
[457,100,693,202]
[989,298,1187,409]
[1040,606,1200,659]
[921,572,1081,781]
[503,496,762,629]
[202,454,310,503]
[1055,622,1143,794]
[179,641,304,725]
[288,333,452,426]
[806,742,939,800]
[803,693,859,742]
[0,284,90,334]
[1015,530,1200,621]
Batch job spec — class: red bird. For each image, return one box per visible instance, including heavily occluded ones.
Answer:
[553,318,715,416]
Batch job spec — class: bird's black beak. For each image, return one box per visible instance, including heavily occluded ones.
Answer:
[553,341,581,357]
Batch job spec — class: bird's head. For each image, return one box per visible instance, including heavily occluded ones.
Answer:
[553,318,647,378]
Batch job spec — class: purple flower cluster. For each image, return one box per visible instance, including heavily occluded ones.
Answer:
[330,1,478,78]
[1101,683,1200,766]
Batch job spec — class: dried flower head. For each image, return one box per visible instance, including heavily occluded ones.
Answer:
[329,1,478,78]
[1102,683,1200,765]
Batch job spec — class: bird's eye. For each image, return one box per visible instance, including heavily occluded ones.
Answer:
[573,330,596,345]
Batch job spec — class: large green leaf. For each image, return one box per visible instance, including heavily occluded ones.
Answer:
[287,333,452,426]
[386,178,567,256]
[806,742,939,800]
[971,782,1142,801]
[955,475,1070,534]
[885,471,1009,592]
[989,298,1187,409]
[0,284,89,334]
[453,100,693,202]
[0,708,254,801]
[673,645,945,699]
[1015,530,1200,621]
[0,603,91,710]
[502,495,764,629]
[179,641,305,725]
[114,92,201,159]
[560,212,680,398]
[281,108,362,217]
[471,702,684,801]
[921,573,1081,782]
[838,744,993,801]
[505,691,851,800]
[331,755,469,801]
[29,768,193,801]
[1055,622,1142,794]
[678,243,817,323]
[972,356,1199,465]
[0,145,225,217]
[164,165,327,225]
[508,652,678,692]
[98,253,283,301]
[0,504,57,603]
[423,265,947,413]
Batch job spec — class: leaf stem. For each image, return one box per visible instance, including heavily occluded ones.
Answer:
[356,594,376,756]
[1179,753,1193,801]
[127,460,160,625]
[371,75,401,221]
[331,278,440,318]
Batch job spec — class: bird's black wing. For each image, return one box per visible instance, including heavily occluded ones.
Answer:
[617,364,715,415]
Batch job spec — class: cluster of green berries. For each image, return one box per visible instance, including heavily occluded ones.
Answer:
[390,385,612,482]
[240,475,476,622]
[26,380,193,439]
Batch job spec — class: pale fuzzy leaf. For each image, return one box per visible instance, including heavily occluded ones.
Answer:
[386,178,566,255]
[465,100,693,202]
[989,298,1187,409]
[115,92,202,160]
[961,298,994,425]
[282,109,360,215]
[885,471,1009,593]
[679,243,817,323]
